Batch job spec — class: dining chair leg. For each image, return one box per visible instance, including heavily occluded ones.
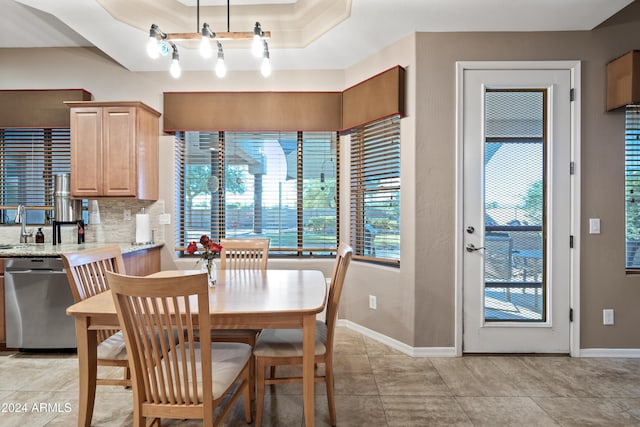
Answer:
[242,368,253,423]
[326,361,336,426]
[249,334,257,401]
[255,358,267,427]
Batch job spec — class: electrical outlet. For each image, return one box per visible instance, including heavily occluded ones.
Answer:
[158,213,171,225]
[123,209,131,221]
[369,295,377,310]
[603,309,614,325]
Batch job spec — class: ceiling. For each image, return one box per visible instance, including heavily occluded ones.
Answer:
[0,0,635,72]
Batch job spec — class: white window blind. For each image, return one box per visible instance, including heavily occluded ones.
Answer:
[625,105,640,269]
[349,115,401,264]
[175,131,338,256]
[0,128,71,225]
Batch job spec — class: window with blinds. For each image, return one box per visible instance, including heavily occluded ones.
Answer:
[0,128,71,225]
[175,131,339,256]
[349,115,401,264]
[626,105,640,269]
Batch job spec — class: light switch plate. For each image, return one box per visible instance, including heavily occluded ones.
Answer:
[603,309,614,325]
[589,218,600,234]
[158,213,171,225]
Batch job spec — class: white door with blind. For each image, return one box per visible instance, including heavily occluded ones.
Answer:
[460,63,578,353]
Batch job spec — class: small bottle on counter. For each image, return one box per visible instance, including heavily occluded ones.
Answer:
[35,227,45,244]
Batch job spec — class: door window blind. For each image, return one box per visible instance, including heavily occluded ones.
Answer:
[349,115,401,264]
[175,131,338,256]
[0,128,71,225]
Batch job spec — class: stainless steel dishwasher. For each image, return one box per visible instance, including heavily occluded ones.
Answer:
[4,258,77,350]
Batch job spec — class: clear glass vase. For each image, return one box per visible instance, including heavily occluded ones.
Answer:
[200,258,216,287]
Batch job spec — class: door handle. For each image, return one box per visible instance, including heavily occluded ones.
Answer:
[466,243,485,252]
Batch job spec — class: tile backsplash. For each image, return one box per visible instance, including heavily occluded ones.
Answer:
[0,200,167,245]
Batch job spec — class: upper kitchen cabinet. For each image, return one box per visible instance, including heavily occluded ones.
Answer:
[66,101,160,200]
[607,50,640,111]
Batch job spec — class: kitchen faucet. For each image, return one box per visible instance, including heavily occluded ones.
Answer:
[15,204,32,243]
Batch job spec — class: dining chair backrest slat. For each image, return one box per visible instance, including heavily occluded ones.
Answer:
[220,238,270,271]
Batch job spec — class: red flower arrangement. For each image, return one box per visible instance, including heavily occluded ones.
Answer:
[186,235,222,283]
[186,234,222,261]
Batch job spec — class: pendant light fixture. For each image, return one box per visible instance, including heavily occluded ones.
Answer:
[146,0,271,78]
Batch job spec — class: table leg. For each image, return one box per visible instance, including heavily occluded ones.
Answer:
[75,317,97,427]
[302,314,315,427]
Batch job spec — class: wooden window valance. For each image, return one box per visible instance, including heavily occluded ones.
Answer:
[0,89,92,128]
[163,92,343,132]
[342,66,406,130]
[163,66,405,132]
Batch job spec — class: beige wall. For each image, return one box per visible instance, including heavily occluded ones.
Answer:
[339,36,417,345]
[413,4,640,348]
[2,1,640,350]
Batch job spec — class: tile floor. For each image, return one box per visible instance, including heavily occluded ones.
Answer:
[1,327,640,426]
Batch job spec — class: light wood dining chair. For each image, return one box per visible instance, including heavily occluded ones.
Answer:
[253,242,353,427]
[215,237,270,399]
[61,244,130,387]
[107,271,252,427]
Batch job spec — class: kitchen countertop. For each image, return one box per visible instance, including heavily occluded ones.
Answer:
[0,242,163,257]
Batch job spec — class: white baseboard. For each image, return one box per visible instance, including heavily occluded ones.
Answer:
[338,321,640,358]
[578,348,640,358]
[337,319,457,357]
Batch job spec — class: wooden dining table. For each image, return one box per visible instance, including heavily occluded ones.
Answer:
[66,268,327,427]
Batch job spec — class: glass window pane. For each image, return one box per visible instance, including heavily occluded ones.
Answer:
[626,105,640,268]
[176,130,338,256]
[1,128,70,225]
[302,132,337,253]
[349,115,401,263]
[484,90,545,322]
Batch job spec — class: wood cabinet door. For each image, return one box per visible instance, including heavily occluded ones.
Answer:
[123,247,161,276]
[102,106,137,197]
[70,107,102,197]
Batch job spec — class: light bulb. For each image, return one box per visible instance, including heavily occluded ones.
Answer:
[170,58,181,78]
[146,36,159,59]
[261,57,271,77]
[199,37,212,58]
[215,58,227,78]
[252,35,263,58]
[252,22,263,57]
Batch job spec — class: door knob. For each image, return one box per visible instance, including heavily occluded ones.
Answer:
[466,243,485,252]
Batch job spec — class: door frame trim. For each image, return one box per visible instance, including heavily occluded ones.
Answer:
[454,61,581,356]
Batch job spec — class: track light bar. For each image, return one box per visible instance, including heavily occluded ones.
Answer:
[147,21,271,78]
[146,0,271,77]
